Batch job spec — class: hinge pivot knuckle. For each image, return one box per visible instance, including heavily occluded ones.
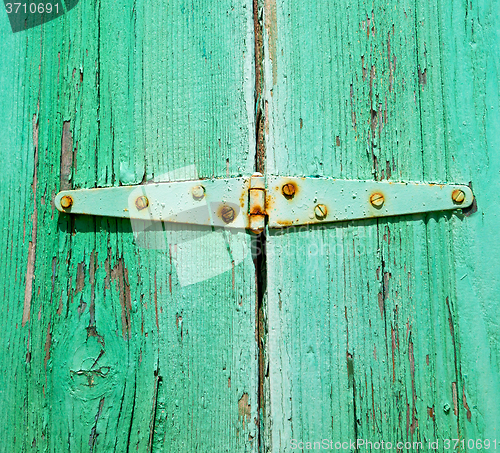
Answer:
[248,173,266,234]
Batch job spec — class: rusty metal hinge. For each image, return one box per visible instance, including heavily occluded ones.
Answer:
[55,174,473,234]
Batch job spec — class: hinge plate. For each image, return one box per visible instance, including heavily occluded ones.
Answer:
[266,176,473,228]
[56,177,252,229]
[55,175,473,233]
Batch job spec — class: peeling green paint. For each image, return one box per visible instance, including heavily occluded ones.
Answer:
[263,0,500,451]
[0,0,499,451]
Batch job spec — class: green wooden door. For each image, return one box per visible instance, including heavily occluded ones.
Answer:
[0,0,258,451]
[1,0,499,452]
[262,0,500,451]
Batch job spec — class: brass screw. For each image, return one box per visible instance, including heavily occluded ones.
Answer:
[221,206,236,223]
[282,183,296,199]
[452,189,465,204]
[192,185,205,200]
[314,204,328,220]
[370,192,384,208]
[60,195,73,209]
[135,196,149,210]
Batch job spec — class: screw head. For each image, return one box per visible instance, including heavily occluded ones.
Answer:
[370,192,384,208]
[135,196,149,211]
[282,183,296,199]
[192,185,205,200]
[314,204,328,220]
[221,206,236,223]
[60,195,73,209]
[451,189,465,204]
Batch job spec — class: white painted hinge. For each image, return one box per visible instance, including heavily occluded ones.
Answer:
[55,173,473,234]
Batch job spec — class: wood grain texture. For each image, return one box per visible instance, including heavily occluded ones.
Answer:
[263,0,499,450]
[0,0,258,451]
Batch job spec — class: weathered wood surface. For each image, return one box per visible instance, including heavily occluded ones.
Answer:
[263,0,499,451]
[1,0,499,451]
[0,0,258,451]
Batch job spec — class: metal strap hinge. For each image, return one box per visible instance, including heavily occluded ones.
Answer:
[55,173,473,234]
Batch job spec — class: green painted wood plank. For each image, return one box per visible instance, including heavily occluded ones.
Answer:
[263,0,499,450]
[0,0,258,451]
[435,0,500,440]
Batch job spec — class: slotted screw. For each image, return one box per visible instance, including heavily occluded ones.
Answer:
[192,185,205,200]
[370,192,384,208]
[135,196,149,210]
[282,183,296,199]
[451,189,465,204]
[60,195,73,209]
[314,204,328,220]
[221,206,235,223]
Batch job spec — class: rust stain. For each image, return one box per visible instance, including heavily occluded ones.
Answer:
[238,393,251,429]
[23,114,39,327]
[276,219,293,227]
[249,203,265,216]
[239,187,247,208]
[266,193,275,213]
[427,406,435,421]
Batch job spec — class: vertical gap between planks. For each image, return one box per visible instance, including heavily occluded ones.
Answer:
[253,0,266,451]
